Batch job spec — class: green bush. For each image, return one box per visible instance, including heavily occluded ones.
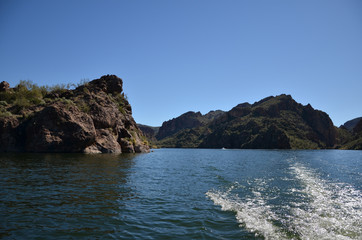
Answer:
[75,100,90,113]
[0,111,12,118]
[0,78,93,116]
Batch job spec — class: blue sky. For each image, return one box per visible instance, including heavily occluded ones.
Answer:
[1,0,361,127]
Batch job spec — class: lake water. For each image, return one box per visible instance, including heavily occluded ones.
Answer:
[1,149,361,239]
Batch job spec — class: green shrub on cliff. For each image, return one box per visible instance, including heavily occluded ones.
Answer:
[0,80,44,111]
[0,79,93,116]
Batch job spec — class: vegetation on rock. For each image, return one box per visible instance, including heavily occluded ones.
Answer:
[338,118,362,150]
[142,94,361,150]
[0,75,149,153]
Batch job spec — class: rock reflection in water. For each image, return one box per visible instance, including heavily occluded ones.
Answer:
[0,153,137,238]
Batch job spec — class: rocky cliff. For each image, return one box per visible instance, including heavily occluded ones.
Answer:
[156,94,338,149]
[339,117,362,150]
[341,117,362,132]
[137,124,159,143]
[0,75,150,153]
[155,110,224,140]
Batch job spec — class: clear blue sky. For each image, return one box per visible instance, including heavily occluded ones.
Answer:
[1,0,361,127]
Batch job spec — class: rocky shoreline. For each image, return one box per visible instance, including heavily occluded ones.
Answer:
[0,75,149,153]
[1,75,361,152]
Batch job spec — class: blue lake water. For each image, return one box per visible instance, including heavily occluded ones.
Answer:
[1,149,361,239]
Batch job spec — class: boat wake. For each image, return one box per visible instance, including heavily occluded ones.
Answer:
[206,181,288,239]
[206,163,362,239]
[289,163,362,239]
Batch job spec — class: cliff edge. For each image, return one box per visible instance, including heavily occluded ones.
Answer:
[0,75,150,153]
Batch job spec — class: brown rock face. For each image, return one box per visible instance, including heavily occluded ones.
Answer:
[84,129,121,154]
[0,117,20,151]
[25,103,96,152]
[353,119,362,134]
[0,75,149,153]
[302,104,336,147]
[0,81,10,92]
[88,75,123,94]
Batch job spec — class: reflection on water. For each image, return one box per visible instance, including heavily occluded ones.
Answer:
[0,153,137,239]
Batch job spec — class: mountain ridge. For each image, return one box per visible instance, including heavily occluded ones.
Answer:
[141,94,360,150]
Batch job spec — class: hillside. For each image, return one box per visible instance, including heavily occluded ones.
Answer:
[137,124,160,143]
[0,75,149,153]
[156,94,340,149]
[339,118,362,150]
[156,110,224,140]
[341,117,362,131]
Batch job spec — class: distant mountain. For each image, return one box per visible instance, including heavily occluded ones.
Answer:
[353,119,362,134]
[155,110,224,140]
[341,117,362,131]
[137,124,160,142]
[339,118,362,150]
[156,94,340,149]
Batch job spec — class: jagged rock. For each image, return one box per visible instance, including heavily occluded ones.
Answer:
[302,104,336,147]
[25,103,96,152]
[137,124,159,142]
[341,117,362,132]
[119,139,135,153]
[0,75,149,153]
[0,81,10,92]
[80,74,123,94]
[156,111,203,140]
[84,129,122,153]
[0,117,19,151]
[158,94,338,149]
[353,119,362,134]
[156,110,224,140]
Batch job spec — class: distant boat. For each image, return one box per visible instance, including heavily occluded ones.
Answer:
[221,147,226,150]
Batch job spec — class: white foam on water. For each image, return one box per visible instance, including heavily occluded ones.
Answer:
[206,182,288,240]
[289,163,362,240]
[206,164,362,239]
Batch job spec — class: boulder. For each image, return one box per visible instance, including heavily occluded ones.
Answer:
[25,103,96,152]
[0,81,10,92]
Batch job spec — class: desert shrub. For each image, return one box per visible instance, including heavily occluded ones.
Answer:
[0,111,12,118]
[0,78,94,115]
[112,93,128,106]
[0,90,15,103]
[14,97,31,109]
[118,106,126,114]
[75,100,90,113]
[83,87,90,94]
[77,78,89,87]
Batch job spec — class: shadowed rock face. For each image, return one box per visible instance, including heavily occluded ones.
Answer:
[0,81,10,92]
[157,94,338,149]
[137,124,159,142]
[0,75,149,153]
[156,111,204,140]
[341,117,362,132]
[351,119,362,134]
[155,110,225,140]
[337,118,362,150]
[0,117,19,152]
[24,103,96,152]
